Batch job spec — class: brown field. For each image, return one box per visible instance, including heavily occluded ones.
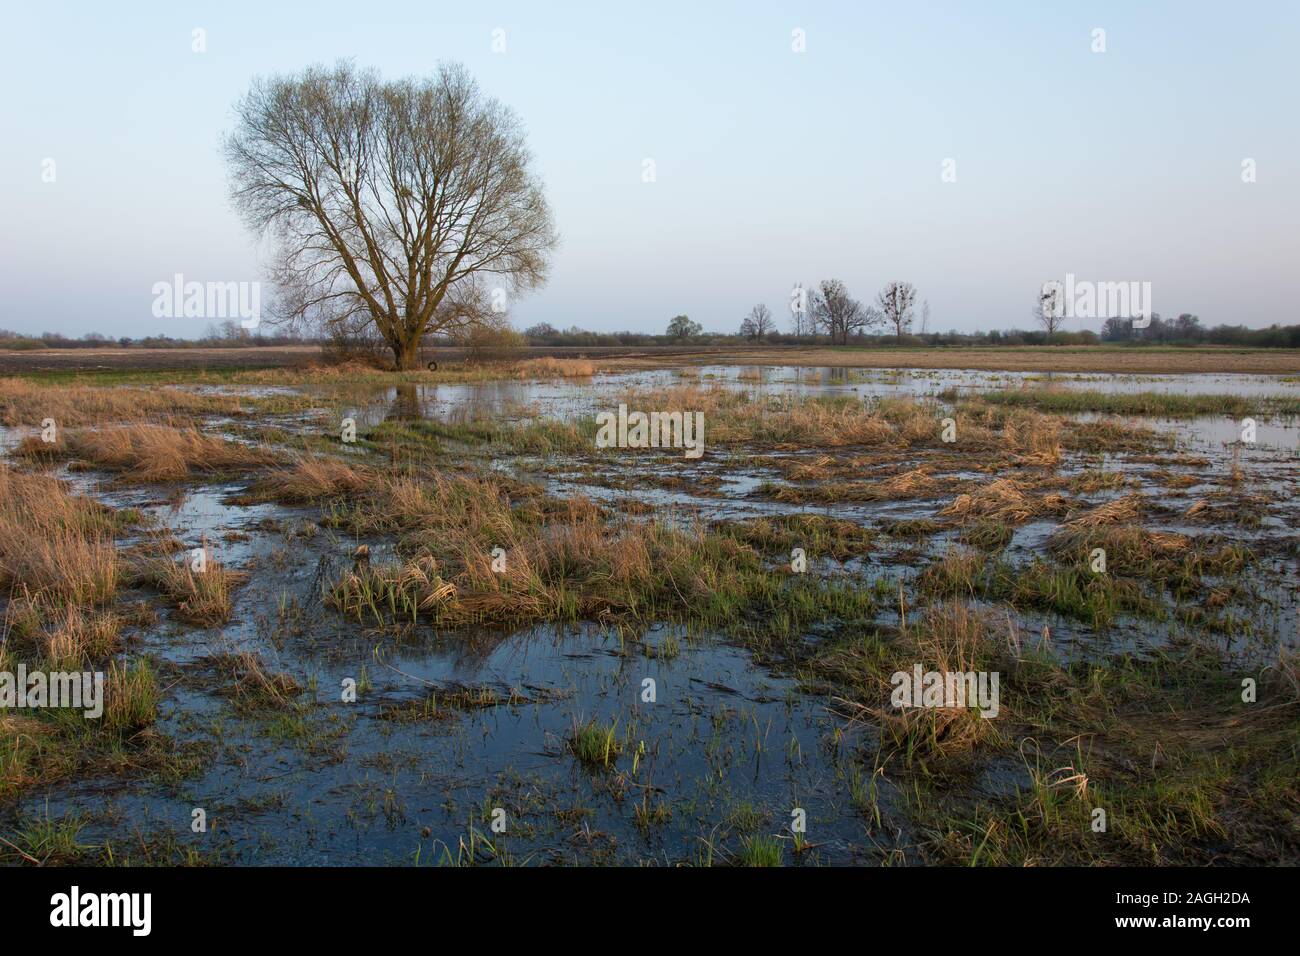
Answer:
[3,343,1300,375]
[608,345,1300,375]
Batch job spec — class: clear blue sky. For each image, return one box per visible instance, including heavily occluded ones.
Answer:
[2,1,1296,338]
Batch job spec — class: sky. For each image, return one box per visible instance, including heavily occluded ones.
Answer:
[1,1,1296,339]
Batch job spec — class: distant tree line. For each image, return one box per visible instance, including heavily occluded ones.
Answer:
[7,309,1300,352]
[1098,314,1300,348]
[0,322,306,351]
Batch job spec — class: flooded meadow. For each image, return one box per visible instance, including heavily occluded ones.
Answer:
[1,361,1297,866]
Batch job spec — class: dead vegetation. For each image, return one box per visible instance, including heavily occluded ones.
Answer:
[822,603,1012,769]
[198,651,302,711]
[717,513,875,562]
[512,357,597,378]
[939,478,1069,525]
[0,377,246,427]
[18,424,279,482]
[759,467,949,504]
[0,466,124,606]
[129,551,248,626]
[254,456,375,502]
[1061,493,1144,529]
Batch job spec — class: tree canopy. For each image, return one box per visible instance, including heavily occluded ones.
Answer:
[224,61,557,368]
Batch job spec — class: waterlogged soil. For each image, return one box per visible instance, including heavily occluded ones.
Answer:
[334,365,1300,429]
[5,365,1299,864]
[332,366,1297,662]
[23,481,890,864]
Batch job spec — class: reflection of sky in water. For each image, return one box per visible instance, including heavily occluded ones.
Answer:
[334,366,1300,452]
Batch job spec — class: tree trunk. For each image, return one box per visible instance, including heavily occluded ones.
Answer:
[393,334,422,370]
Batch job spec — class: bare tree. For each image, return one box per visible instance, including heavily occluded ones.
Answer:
[877,281,918,338]
[1034,283,1065,341]
[741,304,774,341]
[224,62,558,368]
[810,279,878,344]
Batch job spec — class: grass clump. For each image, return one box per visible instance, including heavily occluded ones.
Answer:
[0,377,247,427]
[953,387,1300,419]
[323,468,878,638]
[100,659,161,738]
[19,424,279,482]
[0,466,123,606]
[569,718,623,768]
[718,513,875,561]
[254,457,374,502]
[199,651,302,712]
[736,834,783,867]
[938,478,1068,526]
[130,552,247,626]
[513,357,596,378]
[916,547,1162,627]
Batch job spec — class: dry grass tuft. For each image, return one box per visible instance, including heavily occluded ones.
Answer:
[131,552,247,626]
[939,478,1067,525]
[1063,493,1144,529]
[761,466,946,504]
[203,651,302,710]
[20,424,278,483]
[0,377,246,427]
[833,602,1008,763]
[0,466,121,606]
[880,467,940,497]
[513,357,596,378]
[256,457,374,502]
[43,606,123,669]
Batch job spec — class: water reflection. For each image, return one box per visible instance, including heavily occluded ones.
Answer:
[387,382,423,421]
[329,366,1300,454]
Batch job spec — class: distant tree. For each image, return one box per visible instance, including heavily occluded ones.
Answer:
[667,314,702,340]
[1173,313,1202,339]
[877,281,918,337]
[810,280,877,345]
[741,304,774,341]
[1034,283,1065,341]
[1100,316,1130,341]
[216,319,248,341]
[524,322,559,339]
